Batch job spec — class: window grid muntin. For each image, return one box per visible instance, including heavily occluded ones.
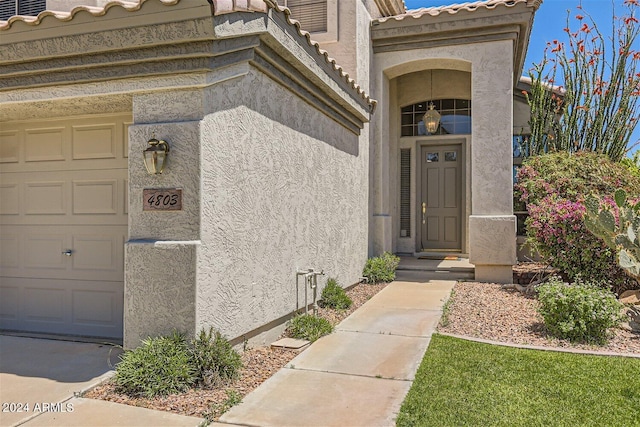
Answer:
[401,99,472,137]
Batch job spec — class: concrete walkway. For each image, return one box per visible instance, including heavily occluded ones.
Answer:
[1,268,454,427]
[0,336,202,427]
[220,270,455,427]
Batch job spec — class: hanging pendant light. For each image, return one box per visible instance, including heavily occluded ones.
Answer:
[423,70,441,134]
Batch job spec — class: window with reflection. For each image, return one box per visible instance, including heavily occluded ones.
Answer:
[401,99,471,137]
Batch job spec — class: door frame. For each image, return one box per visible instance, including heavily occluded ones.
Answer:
[414,138,467,254]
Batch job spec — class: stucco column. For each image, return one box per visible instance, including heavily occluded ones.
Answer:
[124,89,203,348]
[370,73,393,255]
[469,41,517,283]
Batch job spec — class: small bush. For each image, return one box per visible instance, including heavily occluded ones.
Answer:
[114,332,195,397]
[537,277,624,344]
[192,328,242,387]
[320,278,352,310]
[287,314,333,342]
[363,252,401,284]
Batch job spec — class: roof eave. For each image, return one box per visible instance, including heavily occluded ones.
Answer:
[372,0,540,81]
[373,0,407,17]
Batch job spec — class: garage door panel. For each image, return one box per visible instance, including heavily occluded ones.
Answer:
[0,131,19,163]
[1,277,123,339]
[72,124,116,160]
[23,233,68,270]
[73,289,118,325]
[25,127,66,162]
[72,234,121,272]
[0,233,19,268]
[0,286,19,321]
[25,287,66,323]
[1,169,127,225]
[72,180,117,214]
[25,181,66,215]
[2,225,126,281]
[0,183,20,215]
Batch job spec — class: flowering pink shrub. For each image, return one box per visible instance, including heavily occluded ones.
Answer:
[516,152,640,293]
[525,195,629,290]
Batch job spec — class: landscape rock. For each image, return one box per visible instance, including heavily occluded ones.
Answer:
[619,290,640,305]
[622,306,640,333]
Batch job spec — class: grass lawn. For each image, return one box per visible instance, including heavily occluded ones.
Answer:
[397,334,640,426]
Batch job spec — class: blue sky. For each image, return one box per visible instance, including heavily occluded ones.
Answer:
[403,0,639,156]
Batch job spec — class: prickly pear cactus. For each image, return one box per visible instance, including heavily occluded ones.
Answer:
[585,189,640,282]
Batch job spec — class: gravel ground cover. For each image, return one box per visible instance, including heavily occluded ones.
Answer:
[85,281,389,422]
[438,281,640,355]
[87,267,639,422]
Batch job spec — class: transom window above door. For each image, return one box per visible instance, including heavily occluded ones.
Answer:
[401,99,471,137]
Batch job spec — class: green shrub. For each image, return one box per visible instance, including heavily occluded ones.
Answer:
[287,314,333,342]
[362,252,400,284]
[114,332,195,397]
[621,152,640,179]
[192,328,242,388]
[537,277,624,344]
[320,278,352,310]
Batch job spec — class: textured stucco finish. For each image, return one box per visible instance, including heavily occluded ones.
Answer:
[468,215,517,265]
[124,240,197,348]
[475,265,514,284]
[116,8,370,344]
[470,40,514,215]
[196,68,369,339]
[396,69,471,108]
[469,214,517,284]
[128,119,201,242]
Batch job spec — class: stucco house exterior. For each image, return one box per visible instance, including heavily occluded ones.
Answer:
[0,0,540,347]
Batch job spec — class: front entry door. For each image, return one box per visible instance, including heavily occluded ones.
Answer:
[419,145,461,251]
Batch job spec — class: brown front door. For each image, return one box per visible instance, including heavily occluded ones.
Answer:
[419,145,461,251]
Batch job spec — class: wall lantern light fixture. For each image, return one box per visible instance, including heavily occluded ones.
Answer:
[143,137,170,174]
[423,70,441,134]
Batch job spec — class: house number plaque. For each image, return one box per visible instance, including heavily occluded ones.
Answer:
[143,188,182,211]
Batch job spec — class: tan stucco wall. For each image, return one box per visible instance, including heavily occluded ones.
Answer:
[123,67,369,348]
[372,41,517,282]
[318,0,377,86]
[395,69,471,108]
[195,68,369,341]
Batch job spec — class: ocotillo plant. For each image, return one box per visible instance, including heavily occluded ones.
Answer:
[523,1,640,161]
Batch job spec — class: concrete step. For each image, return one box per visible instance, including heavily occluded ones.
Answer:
[396,256,475,281]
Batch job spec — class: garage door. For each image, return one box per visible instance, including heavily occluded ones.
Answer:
[0,114,130,339]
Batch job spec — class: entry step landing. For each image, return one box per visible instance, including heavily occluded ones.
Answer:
[397,255,475,280]
[271,337,310,351]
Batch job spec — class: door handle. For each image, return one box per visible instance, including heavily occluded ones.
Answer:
[422,202,426,224]
[62,250,73,257]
